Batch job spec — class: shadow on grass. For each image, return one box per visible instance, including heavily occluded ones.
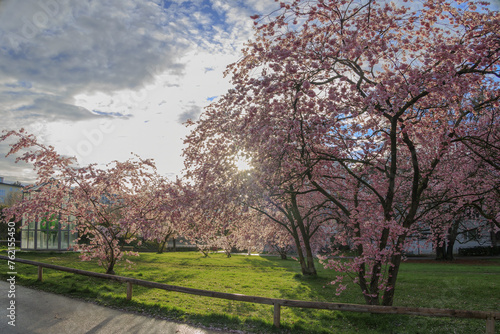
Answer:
[1,252,494,334]
[2,272,321,334]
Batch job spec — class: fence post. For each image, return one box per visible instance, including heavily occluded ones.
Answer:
[37,266,43,282]
[127,282,133,301]
[273,302,281,328]
[486,315,495,334]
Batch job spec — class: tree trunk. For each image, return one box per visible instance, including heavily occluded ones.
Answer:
[436,225,458,261]
[446,239,455,261]
[273,245,288,259]
[200,250,209,257]
[491,224,498,247]
[106,261,116,275]
[157,240,167,254]
[290,193,317,276]
[358,269,380,305]
[105,243,117,275]
[445,223,459,261]
[304,244,317,276]
[435,234,447,260]
[290,225,316,275]
[364,227,391,305]
[382,254,402,306]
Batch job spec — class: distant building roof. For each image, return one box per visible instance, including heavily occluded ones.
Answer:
[0,177,24,188]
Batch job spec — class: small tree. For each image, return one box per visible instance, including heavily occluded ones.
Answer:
[1,129,160,274]
[137,178,186,254]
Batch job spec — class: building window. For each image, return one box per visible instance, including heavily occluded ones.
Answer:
[21,214,77,251]
[462,228,479,242]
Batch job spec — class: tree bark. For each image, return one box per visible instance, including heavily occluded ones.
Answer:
[106,260,116,275]
[157,240,167,254]
[290,193,317,276]
[382,253,402,306]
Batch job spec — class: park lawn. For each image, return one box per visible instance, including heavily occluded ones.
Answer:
[1,250,499,334]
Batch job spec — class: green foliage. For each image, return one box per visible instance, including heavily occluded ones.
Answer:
[1,251,499,333]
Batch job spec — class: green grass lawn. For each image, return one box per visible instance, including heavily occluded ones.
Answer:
[1,250,499,333]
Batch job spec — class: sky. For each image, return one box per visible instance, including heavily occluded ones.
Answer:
[1,0,499,185]
[0,0,277,184]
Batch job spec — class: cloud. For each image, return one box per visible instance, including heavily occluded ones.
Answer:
[0,0,191,125]
[178,103,202,123]
[0,132,46,185]
[0,146,36,184]
[0,0,279,183]
[1,89,102,130]
[91,110,131,118]
[0,0,272,127]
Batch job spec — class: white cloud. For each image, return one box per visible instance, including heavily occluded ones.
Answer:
[0,0,275,183]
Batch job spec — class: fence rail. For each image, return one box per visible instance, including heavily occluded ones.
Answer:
[1,256,498,333]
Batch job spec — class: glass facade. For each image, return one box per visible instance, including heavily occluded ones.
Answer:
[21,215,77,251]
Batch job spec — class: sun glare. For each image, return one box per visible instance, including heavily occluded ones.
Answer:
[235,154,251,171]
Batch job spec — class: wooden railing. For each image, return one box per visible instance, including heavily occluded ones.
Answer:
[1,256,499,333]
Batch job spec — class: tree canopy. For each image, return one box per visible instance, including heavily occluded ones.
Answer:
[184,0,500,305]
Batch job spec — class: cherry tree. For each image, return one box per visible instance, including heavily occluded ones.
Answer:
[246,186,336,275]
[445,91,500,228]
[433,146,499,259]
[182,182,250,257]
[183,132,337,274]
[138,178,187,253]
[1,129,160,274]
[232,211,294,258]
[265,222,295,260]
[184,0,500,305]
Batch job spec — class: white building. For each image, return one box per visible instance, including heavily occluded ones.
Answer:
[405,219,499,257]
[0,177,23,204]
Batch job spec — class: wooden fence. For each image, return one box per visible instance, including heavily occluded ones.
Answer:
[1,256,499,333]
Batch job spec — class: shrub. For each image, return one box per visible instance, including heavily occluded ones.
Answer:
[458,246,500,256]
